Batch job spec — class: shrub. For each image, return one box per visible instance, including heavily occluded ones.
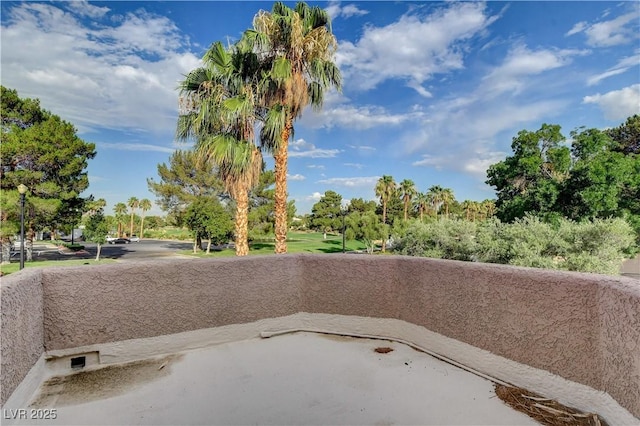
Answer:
[395,215,636,275]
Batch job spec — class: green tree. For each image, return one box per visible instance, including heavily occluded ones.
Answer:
[348,198,377,214]
[399,179,416,221]
[426,185,445,219]
[248,1,342,254]
[375,175,396,252]
[177,41,267,256]
[607,114,639,155]
[127,197,139,237]
[414,192,430,221]
[345,210,385,254]
[113,203,127,237]
[184,197,234,253]
[147,150,224,221]
[440,188,455,218]
[310,190,343,234]
[83,203,109,261]
[1,86,96,261]
[138,198,152,238]
[486,124,571,222]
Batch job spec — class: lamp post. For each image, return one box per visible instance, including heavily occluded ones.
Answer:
[17,184,27,270]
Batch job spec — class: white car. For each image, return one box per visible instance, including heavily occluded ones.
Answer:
[129,235,140,242]
[106,236,117,243]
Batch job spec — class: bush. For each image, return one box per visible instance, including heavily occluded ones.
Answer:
[395,216,636,275]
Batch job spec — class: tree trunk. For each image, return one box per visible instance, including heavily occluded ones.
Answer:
[1,237,10,264]
[381,202,387,253]
[95,244,102,261]
[130,213,134,238]
[193,238,198,254]
[234,186,250,256]
[404,201,408,221]
[273,119,292,254]
[206,239,211,254]
[26,226,35,262]
[140,214,145,239]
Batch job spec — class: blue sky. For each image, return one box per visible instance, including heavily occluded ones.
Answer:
[1,1,638,215]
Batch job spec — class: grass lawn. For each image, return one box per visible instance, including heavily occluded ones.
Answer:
[0,258,117,275]
[182,231,370,258]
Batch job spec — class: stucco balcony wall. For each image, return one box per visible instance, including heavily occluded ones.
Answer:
[1,254,639,421]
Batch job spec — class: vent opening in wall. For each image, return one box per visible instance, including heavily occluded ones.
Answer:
[71,356,86,369]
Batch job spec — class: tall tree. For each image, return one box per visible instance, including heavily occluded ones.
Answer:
[147,150,224,221]
[127,197,139,237]
[310,190,343,233]
[138,198,152,239]
[486,124,571,222]
[399,179,416,221]
[247,1,342,253]
[83,202,108,261]
[375,175,396,252]
[177,41,267,256]
[426,185,445,219]
[1,86,96,261]
[414,192,430,221]
[113,203,127,237]
[440,188,455,218]
[184,197,234,254]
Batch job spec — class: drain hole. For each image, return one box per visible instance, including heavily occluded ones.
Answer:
[374,347,393,354]
[71,356,86,369]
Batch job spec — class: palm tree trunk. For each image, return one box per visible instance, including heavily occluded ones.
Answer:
[129,213,134,237]
[381,202,387,253]
[95,244,102,261]
[235,186,250,256]
[273,119,292,254]
[140,214,145,239]
[404,201,408,221]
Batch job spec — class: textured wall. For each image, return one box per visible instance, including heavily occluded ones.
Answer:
[2,254,639,418]
[1,269,44,406]
[42,256,302,349]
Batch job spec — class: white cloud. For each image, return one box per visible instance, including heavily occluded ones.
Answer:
[585,12,638,47]
[308,104,421,130]
[566,12,639,47]
[287,174,306,181]
[348,145,376,152]
[566,21,587,36]
[343,163,364,169]
[98,142,175,154]
[65,1,110,18]
[305,192,323,201]
[583,84,640,121]
[326,1,368,20]
[336,2,499,94]
[307,165,326,170]
[317,176,380,188]
[483,45,589,95]
[587,52,640,86]
[0,2,200,137]
[289,139,340,158]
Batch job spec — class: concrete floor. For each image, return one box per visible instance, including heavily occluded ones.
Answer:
[13,332,537,425]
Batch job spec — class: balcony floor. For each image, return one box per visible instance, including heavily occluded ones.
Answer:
[17,332,537,425]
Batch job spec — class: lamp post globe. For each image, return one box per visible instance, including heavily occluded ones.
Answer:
[17,184,27,270]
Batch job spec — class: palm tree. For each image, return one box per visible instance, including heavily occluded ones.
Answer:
[139,198,152,238]
[415,192,429,221]
[440,188,455,218]
[426,185,444,219]
[246,2,342,253]
[399,179,416,221]
[375,175,396,252]
[177,41,267,256]
[127,197,139,237]
[113,202,127,237]
[482,199,496,219]
[461,200,473,221]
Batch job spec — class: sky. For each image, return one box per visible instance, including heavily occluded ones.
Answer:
[1,1,639,216]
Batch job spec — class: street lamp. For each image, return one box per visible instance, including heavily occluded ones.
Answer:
[17,184,27,270]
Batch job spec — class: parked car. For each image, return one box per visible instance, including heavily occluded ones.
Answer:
[106,236,117,243]
[109,238,131,244]
[129,235,140,242]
